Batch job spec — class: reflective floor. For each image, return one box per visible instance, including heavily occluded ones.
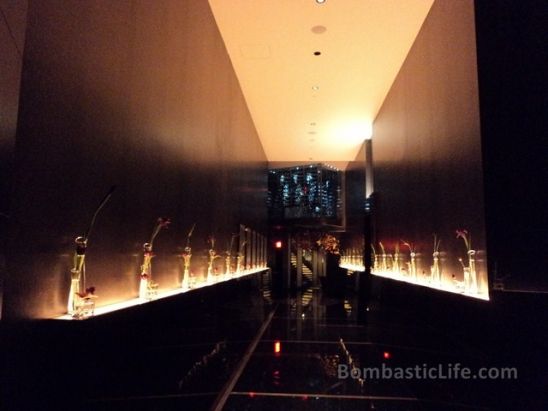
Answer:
[2,272,546,410]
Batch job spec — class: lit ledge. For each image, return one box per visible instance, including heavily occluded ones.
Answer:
[371,269,489,301]
[55,267,270,320]
[339,263,366,272]
[339,264,489,301]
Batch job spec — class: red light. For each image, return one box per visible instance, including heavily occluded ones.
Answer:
[249,392,255,398]
[275,241,283,249]
[383,351,391,359]
[274,340,282,354]
[302,395,309,400]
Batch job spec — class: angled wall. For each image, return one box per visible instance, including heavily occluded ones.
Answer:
[0,0,28,319]
[371,0,488,296]
[5,0,267,319]
[343,143,366,258]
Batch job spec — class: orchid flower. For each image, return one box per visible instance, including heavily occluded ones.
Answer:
[185,223,196,247]
[239,240,247,255]
[401,241,415,253]
[379,242,386,255]
[433,234,441,253]
[149,217,171,246]
[455,229,471,251]
[227,233,238,255]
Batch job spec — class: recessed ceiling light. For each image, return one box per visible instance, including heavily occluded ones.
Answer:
[312,85,319,91]
[313,51,321,56]
[315,0,326,4]
[311,25,327,34]
[310,122,316,126]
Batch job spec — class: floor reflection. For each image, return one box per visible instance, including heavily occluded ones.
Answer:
[4,279,544,410]
[226,287,497,410]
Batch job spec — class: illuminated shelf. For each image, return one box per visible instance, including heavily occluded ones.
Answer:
[370,269,489,300]
[372,269,489,300]
[339,263,366,272]
[339,264,489,301]
[55,267,270,320]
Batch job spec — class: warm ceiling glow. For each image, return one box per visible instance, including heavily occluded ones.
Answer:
[208,0,434,162]
[316,0,326,4]
[331,120,373,143]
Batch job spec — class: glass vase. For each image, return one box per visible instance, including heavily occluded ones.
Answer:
[236,255,243,274]
[381,253,388,272]
[393,253,401,276]
[431,252,441,284]
[468,250,477,293]
[408,252,417,280]
[182,252,191,290]
[207,250,215,284]
[67,270,80,315]
[225,256,231,280]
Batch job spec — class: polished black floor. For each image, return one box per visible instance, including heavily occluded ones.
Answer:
[2,272,547,410]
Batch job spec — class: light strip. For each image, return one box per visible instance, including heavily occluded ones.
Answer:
[55,267,270,320]
[339,263,366,271]
[339,264,489,301]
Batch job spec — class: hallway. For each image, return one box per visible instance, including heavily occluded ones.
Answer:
[1,1,546,409]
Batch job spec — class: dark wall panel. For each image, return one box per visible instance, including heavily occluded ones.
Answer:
[0,0,27,212]
[0,0,28,319]
[475,0,547,290]
[372,0,488,294]
[5,0,267,319]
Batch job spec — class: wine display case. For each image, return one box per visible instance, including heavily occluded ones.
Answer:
[268,164,342,223]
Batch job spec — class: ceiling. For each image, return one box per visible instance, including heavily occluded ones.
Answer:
[208,0,434,169]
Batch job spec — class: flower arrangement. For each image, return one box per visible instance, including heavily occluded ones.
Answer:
[455,229,471,251]
[68,236,87,316]
[392,243,401,275]
[139,217,170,299]
[180,223,195,290]
[379,242,388,272]
[316,234,340,254]
[75,286,97,300]
[206,235,222,283]
[430,234,442,283]
[456,229,477,293]
[236,239,247,273]
[67,186,115,317]
[370,244,379,271]
[354,231,484,297]
[401,240,417,279]
[225,234,238,278]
